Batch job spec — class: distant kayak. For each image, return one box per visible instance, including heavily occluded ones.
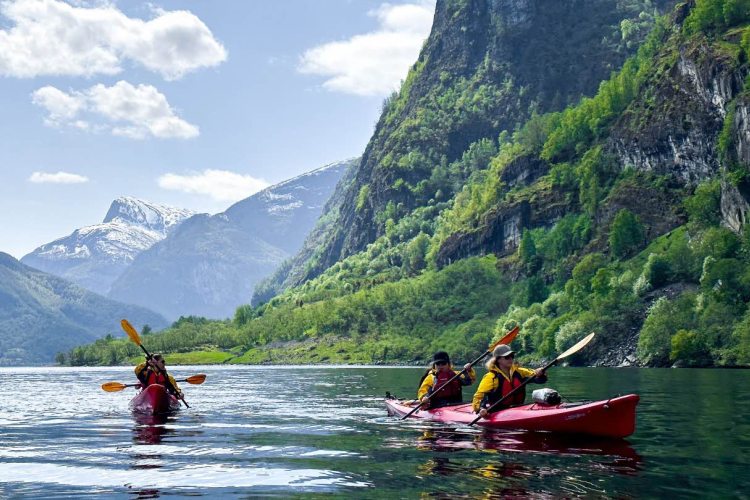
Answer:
[129,384,181,415]
[385,394,639,438]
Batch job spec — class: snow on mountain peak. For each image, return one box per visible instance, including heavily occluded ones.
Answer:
[21,196,197,295]
[103,196,195,232]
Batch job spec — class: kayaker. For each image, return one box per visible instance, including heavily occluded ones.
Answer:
[472,344,546,418]
[134,354,182,397]
[417,351,475,408]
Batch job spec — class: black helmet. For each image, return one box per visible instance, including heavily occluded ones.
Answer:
[432,351,450,364]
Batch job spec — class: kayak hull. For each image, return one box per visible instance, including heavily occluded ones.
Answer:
[129,384,181,415]
[385,394,639,438]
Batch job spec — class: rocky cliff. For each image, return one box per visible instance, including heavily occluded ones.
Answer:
[284,0,677,287]
[436,2,750,268]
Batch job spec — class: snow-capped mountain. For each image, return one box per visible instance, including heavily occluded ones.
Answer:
[108,159,355,320]
[21,197,195,295]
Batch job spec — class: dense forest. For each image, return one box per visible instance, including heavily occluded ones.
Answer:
[66,0,750,368]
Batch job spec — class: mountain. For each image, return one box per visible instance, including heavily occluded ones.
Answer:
[21,197,195,295]
[70,0,750,369]
[0,252,168,366]
[251,161,358,305]
[107,159,355,320]
[279,0,677,286]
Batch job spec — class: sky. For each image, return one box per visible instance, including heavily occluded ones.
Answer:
[0,0,436,258]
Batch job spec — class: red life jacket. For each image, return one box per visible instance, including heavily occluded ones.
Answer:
[429,369,463,404]
[145,369,167,386]
[485,369,526,407]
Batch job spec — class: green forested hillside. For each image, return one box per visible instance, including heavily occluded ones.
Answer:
[0,252,167,365]
[68,0,750,368]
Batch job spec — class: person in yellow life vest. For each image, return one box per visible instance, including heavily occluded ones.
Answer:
[417,351,476,408]
[472,344,546,418]
[134,354,182,397]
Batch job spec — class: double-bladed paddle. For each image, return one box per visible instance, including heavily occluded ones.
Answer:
[468,332,596,426]
[400,325,520,420]
[121,318,191,408]
[101,374,207,392]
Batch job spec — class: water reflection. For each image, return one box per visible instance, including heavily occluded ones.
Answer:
[2,366,749,498]
[130,488,160,499]
[414,428,641,473]
[131,413,173,446]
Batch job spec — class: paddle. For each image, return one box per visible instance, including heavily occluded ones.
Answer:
[102,374,207,393]
[400,326,520,420]
[121,318,191,408]
[468,332,596,426]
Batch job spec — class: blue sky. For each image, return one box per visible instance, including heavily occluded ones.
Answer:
[0,0,435,258]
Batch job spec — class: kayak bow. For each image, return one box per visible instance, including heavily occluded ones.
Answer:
[129,384,181,415]
[385,394,639,438]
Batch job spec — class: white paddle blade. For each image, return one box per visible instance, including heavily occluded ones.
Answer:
[557,332,595,361]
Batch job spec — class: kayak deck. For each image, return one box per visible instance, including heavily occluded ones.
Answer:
[385,394,639,438]
[129,384,181,415]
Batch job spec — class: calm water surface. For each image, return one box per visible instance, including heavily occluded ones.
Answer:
[1,366,749,498]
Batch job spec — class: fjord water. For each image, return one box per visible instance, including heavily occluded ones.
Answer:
[1,366,749,498]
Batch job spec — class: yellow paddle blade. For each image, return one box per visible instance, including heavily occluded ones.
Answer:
[185,374,207,385]
[489,325,520,351]
[101,382,127,392]
[557,332,596,361]
[120,319,141,346]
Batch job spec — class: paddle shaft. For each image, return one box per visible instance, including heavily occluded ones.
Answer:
[105,377,205,391]
[137,344,190,408]
[400,350,487,420]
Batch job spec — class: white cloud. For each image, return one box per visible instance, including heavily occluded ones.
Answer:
[31,81,199,139]
[157,169,270,202]
[298,0,435,96]
[28,171,89,184]
[0,0,227,80]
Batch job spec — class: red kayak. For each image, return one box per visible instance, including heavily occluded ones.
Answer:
[385,394,639,438]
[129,384,181,415]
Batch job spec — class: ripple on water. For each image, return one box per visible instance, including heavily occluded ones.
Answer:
[2,366,750,498]
[1,462,370,489]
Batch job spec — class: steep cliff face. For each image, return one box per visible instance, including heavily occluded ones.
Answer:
[608,36,744,182]
[294,0,676,285]
[721,91,750,231]
[436,4,750,267]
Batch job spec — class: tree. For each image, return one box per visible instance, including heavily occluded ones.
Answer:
[670,330,712,367]
[55,352,67,366]
[723,0,750,26]
[684,180,721,227]
[609,209,644,257]
[404,232,430,273]
[518,230,539,272]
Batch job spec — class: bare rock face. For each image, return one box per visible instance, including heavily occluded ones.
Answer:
[608,40,745,184]
[721,96,750,231]
[435,184,573,268]
[721,181,750,232]
[500,155,549,189]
